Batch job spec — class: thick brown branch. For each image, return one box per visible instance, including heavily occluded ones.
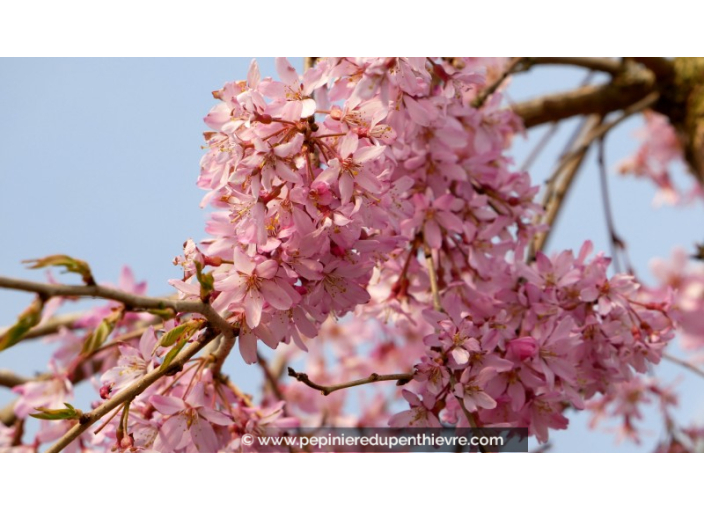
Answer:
[629,57,674,80]
[287,367,414,396]
[514,68,654,129]
[0,401,16,427]
[0,369,30,388]
[524,57,622,75]
[211,334,237,376]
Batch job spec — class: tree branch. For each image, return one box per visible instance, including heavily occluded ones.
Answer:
[423,241,443,313]
[530,115,602,257]
[513,67,654,128]
[46,327,225,453]
[523,57,622,75]
[287,367,414,396]
[0,276,198,313]
[663,352,704,379]
[0,276,236,348]
[258,352,287,401]
[0,311,85,341]
[0,369,30,388]
[211,334,237,376]
[529,91,659,257]
[0,401,16,427]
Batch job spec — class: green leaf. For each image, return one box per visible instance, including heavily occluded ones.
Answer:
[30,403,82,421]
[158,319,202,348]
[194,262,214,301]
[145,308,176,320]
[81,308,122,355]
[23,254,96,285]
[0,297,44,352]
[161,338,187,372]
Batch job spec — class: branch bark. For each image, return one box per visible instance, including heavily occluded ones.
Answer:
[523,57,622,75]
[513,67,654,129]
[287,367,414,396]
[0,369,30,388]
[0,276,235,346]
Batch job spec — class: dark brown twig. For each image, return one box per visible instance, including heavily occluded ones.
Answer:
[287,367,414,396]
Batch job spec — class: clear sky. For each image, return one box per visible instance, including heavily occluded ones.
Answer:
[1,58,702,452]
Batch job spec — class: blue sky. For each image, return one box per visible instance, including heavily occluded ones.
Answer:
[1,58,702,452]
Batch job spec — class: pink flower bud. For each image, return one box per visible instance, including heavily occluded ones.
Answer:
[508,337,538,360]
[99,384,112,400]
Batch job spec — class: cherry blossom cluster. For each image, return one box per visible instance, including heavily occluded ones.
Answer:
[586,375,678,444]
[172,58,675,444]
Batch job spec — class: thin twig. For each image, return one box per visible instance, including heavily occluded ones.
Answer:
[0,276,196,313]
[530,115,602,258]
[258,352,287,401]
[663,352,704,379]
[519,122,560,174]
[0,276,235,348]
[423,242,443,313]
[518,71,595,174]
[473,57,525,108]
[287,367,414,396]
[597,138,624,273]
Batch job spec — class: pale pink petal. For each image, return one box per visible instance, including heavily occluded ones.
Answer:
[190,417,220,453]
[275,57,299,85]
[354,145,386,163]
[260,280,294,310]
[151,395,187,415]
[154,415,190,452]
[423,220,442,249]
[244,291,264,329]
[255,260,279,279]
[239,328,258,364]
[339,173,354,203]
